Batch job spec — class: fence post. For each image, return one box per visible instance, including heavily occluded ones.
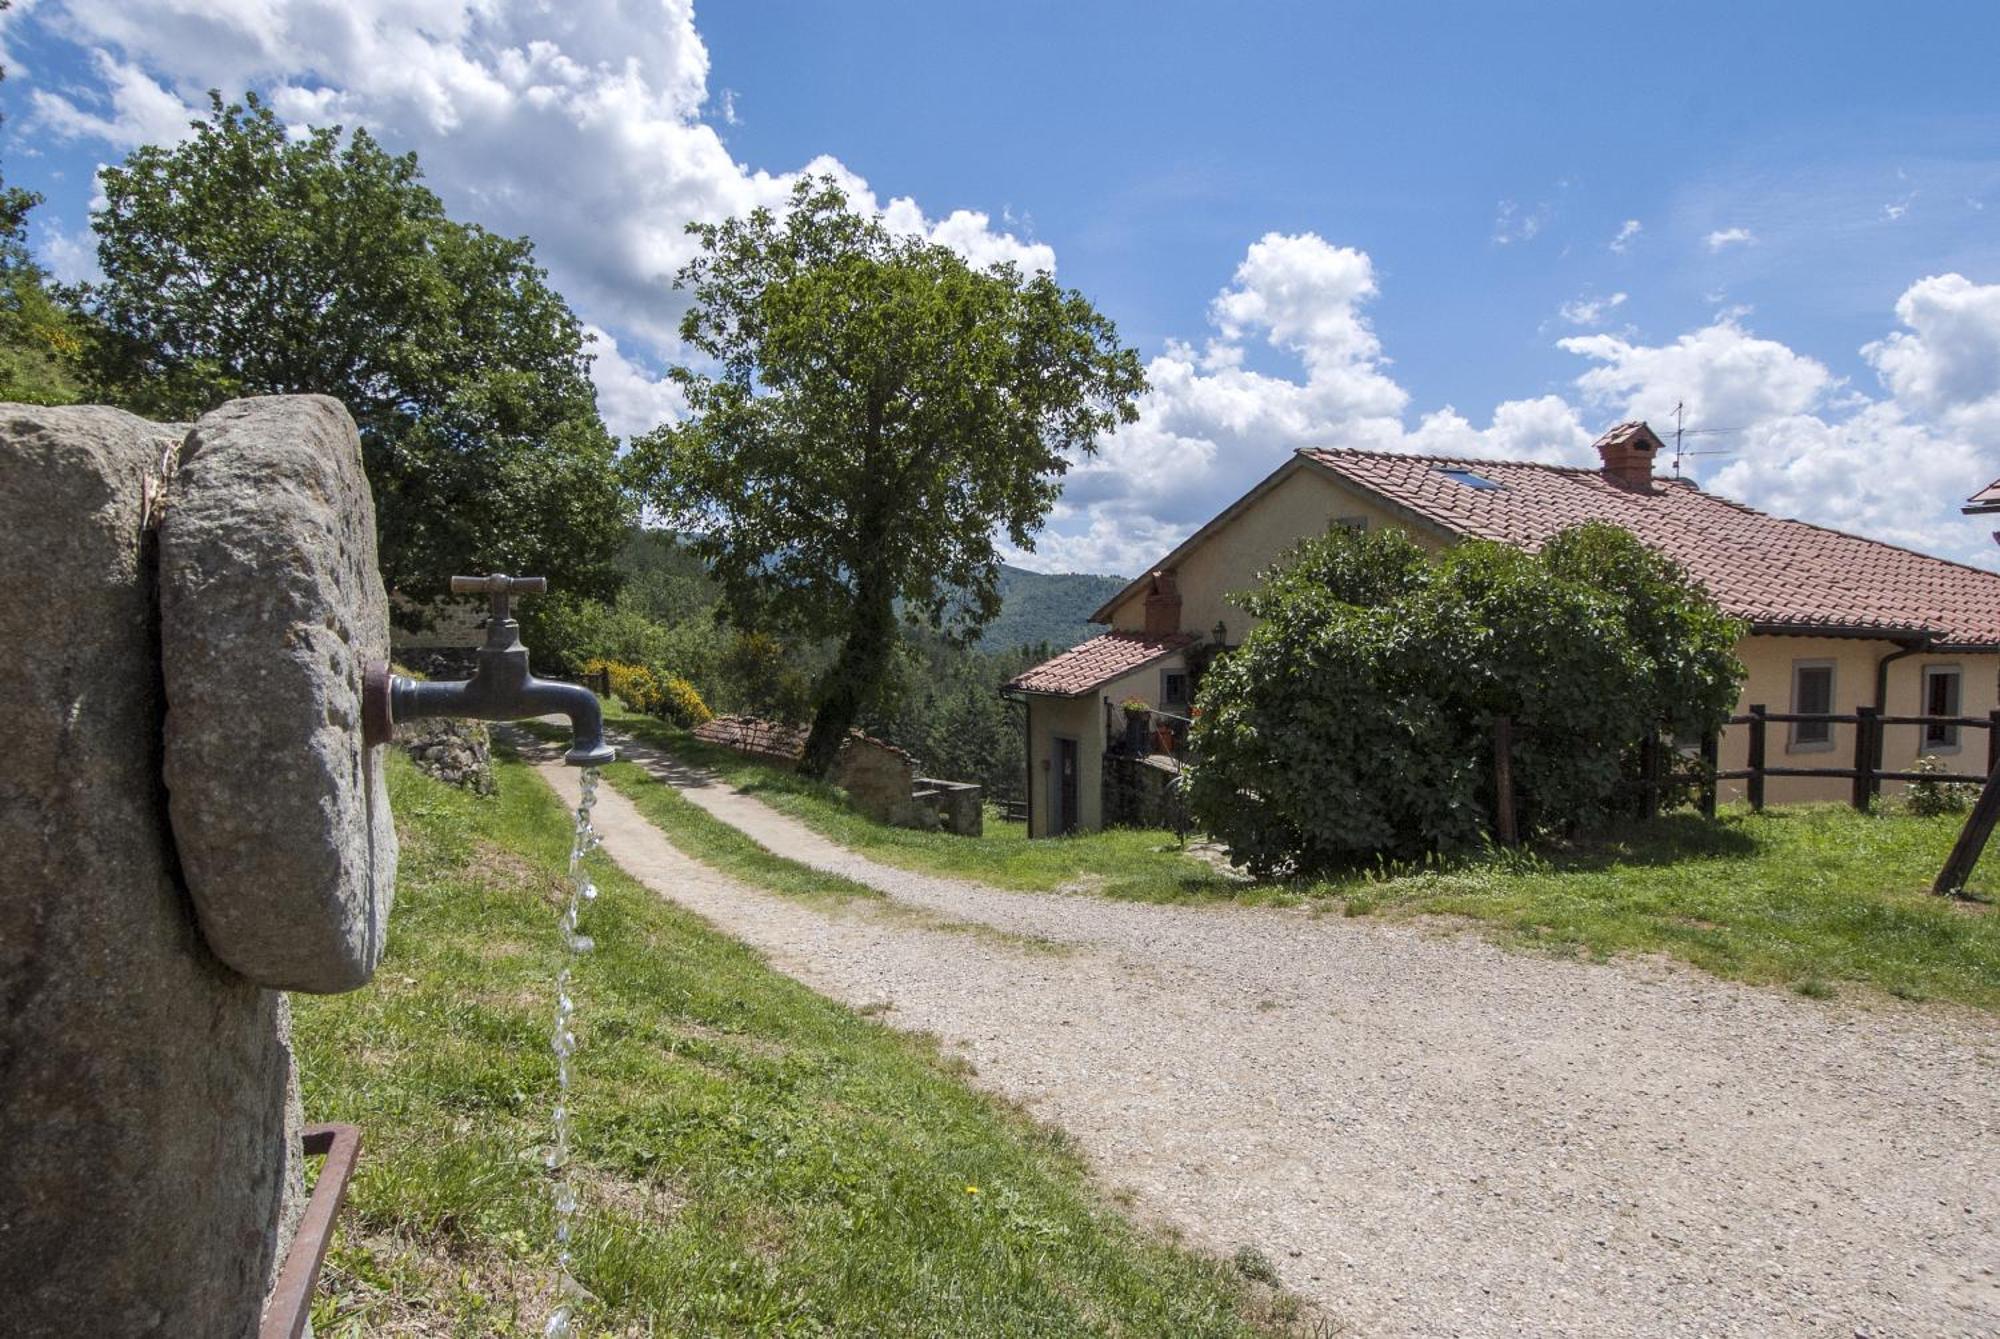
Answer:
[1639,731,1660,821]
[1935,759,2000,895]
[1493,715,1519,847]
[1699,730,1719,819]
[1852,705,1877,812]
[1746,704,1767,812]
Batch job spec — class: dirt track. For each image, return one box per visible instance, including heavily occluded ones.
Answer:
[535,742,2000,1338]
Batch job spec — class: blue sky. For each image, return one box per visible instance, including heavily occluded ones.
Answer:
[5,1,1999,575]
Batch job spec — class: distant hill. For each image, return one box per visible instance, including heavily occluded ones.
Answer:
[978,565,1129,652]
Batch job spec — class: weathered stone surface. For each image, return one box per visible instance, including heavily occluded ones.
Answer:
[0,402,301,1337]
[160,394,397,993]
[397,716,497,795]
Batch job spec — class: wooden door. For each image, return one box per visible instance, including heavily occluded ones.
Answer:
[1054,737,1080,835]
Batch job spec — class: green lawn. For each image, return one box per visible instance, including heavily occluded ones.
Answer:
[605,709,2000,1012]
[293,753,1299,1336]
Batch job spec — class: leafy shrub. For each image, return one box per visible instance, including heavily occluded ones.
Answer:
[659,674,714,727]
[1906,754,1977,816]
[585,658,664,715]
[582,657,713,727]
[1187,523,1743,877]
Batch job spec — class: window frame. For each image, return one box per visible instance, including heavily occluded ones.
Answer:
[1161,668,1190,707]
[1788,660,1836,753]
[1922,663,1963,753]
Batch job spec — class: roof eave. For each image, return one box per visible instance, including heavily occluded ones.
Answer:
[1084,455,1315,624]
[1745,620,1939,643]
[1005,636,1195,699]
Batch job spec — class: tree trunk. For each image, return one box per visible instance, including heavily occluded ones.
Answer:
[798,572,896,779]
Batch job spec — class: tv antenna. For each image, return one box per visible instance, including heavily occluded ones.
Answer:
[1669,401,1741,478]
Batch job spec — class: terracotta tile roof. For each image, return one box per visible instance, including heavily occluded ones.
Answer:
[1301,444,2000,646]
[1007,630,1197,696]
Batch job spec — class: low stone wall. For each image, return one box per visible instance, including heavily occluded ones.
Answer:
[397,718,496,795]
[693,715,983,834]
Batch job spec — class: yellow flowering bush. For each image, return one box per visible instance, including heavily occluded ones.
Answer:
[583,658,711,726]
[660,675,713,727]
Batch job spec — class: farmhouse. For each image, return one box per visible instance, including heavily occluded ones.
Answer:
[1008,422,2000,836]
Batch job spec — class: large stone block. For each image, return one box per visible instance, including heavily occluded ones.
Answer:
[0,403,302,1337]
[160,395,397,993]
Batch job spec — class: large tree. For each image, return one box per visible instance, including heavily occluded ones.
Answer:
[633,177,1145,776]
[83,94,631,611]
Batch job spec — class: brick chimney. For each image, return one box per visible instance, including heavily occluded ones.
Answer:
[1142,570,1182,637]
[1593,421,1665,489]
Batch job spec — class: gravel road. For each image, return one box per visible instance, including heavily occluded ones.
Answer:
[535,743,1999,1338]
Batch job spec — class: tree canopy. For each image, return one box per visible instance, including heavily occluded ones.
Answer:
[631,176,1145,775]
[1187,523,1744,876]
[82,94,631,611]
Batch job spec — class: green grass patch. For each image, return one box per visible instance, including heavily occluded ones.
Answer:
[1306,807,2000,1011]
[295,754,1292,1336]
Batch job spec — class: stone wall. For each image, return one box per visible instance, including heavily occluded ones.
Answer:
[1,396,398,1337]
[0,405,304,1337]
[692,715,983,833]
[398,718,497,795]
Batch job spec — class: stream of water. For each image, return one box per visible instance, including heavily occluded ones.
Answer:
[544,766,601,1339]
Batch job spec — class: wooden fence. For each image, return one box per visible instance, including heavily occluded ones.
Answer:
[1715,704,2000,813]
[1483,705,2000,846]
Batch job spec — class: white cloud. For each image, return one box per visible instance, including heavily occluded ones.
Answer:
[584,326,688,441]
[1560,297,1999,567]
[1608,218,1642,253]
[1492,198,1551,245]
[1558,317,1836,427]
[1011,234,1596,573]
[1704,226,1756,251]
[21,0,1050,425]
[1558,291,1627,327]
[34,215,100,285]
[30,48,191,148]
[1863,273,2000,438]
[1020,249,2000,577]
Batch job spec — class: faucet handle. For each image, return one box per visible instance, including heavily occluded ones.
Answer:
[450,573,546,624]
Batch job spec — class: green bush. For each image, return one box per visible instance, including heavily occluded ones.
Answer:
[1906,754,1978,816]
[1187,523,1743,877]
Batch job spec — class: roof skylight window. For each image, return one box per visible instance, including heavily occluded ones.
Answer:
[1436,467,1502,491]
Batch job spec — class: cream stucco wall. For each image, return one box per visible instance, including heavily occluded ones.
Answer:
[1024,653,1187,837]
[1104,464,1441,640]
[1719,635,1999,804]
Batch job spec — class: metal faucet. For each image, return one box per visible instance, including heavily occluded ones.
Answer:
[363,574,617,767]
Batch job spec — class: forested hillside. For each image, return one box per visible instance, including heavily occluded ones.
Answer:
[981,565,1129,650]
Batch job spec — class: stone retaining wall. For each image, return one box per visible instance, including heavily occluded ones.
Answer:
[693,715,982,835]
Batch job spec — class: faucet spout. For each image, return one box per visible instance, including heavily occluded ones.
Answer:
[360,573,618,768]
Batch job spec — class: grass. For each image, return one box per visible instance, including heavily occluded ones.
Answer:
[293,752,1298,1336]
[1317,808,2000,1011]
[604,708,2000,1012]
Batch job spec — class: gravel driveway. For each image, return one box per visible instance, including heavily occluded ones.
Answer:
[535,744,1999,1338]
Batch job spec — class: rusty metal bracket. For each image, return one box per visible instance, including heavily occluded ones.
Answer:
[260,1122,362,1339]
